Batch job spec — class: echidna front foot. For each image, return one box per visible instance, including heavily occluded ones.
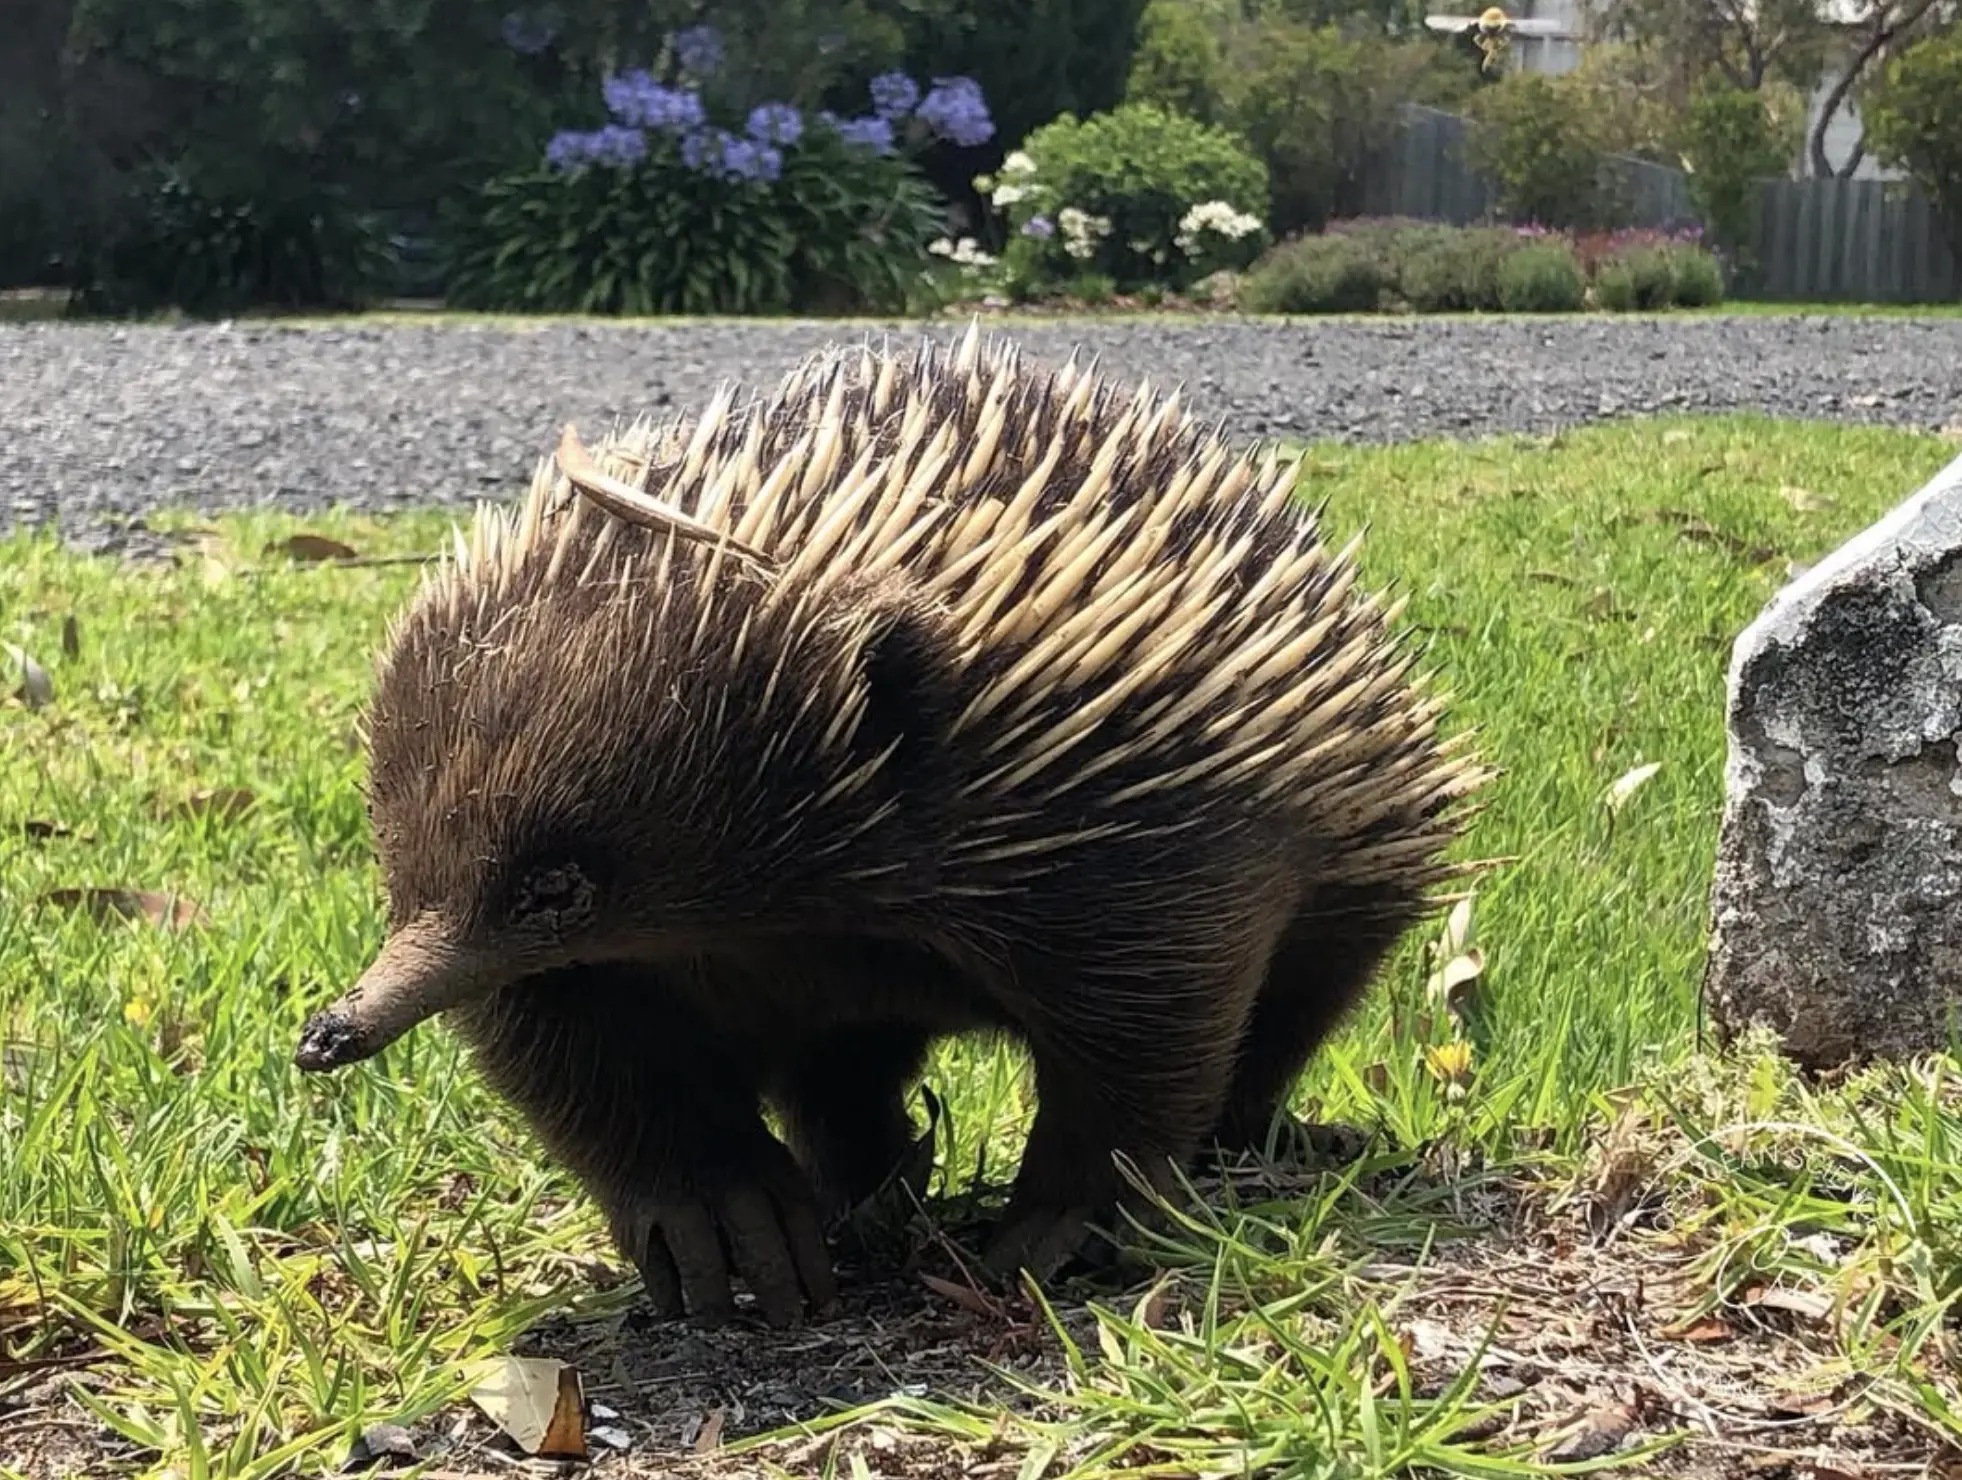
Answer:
[608,1129,838,1330]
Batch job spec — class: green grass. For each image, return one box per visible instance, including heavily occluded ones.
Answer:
[6,414,1962,1477]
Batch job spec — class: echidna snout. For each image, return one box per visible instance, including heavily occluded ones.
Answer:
[295,916,509,1072]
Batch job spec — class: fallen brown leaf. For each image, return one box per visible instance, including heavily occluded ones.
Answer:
[468,1355,587,1459]
[1658,1314,1733,1344]
[920,1271,1002,1318]
[1607,761,1662,813]
[694,1407,726,1454]
[39,887,208,930]
[161,787,259,823]
[265,532,359,563]
[6,644,52,709]
[1546,1401,1637,1462]
[1741,1283,1837,1325]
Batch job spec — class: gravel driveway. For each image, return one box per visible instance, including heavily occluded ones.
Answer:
[4,313,1960,549]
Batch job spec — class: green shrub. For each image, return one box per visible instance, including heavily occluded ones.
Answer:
[984,103,1268,292]
[1677,79,1799,264]
[444,70,967,316]
[1496,238,1585,312]
[1862,28,1962,264]
[69,167,397,317]
[1594,246,1674,310]
[1123,0,1228,123]
[1239,233,1385,313]
[1665,242,1726,306]
[1170,18,1475,238]
[1593,259,1638,311]
[1588,237,1724,310]
[1392,225,1522,312]
[1464,74,1615,230]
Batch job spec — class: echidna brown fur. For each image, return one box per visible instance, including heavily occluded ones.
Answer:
[294,322,1491,1330]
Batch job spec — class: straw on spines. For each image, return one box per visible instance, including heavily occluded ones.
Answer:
[383,321,1487,899]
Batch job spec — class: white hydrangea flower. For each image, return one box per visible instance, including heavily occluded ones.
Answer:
[948,236,996,268]
[929,237,955,257]
[1174,199,1264,257]
[1002,150,1037,174]
[1057,206,1111,262]
[991,181,1032,207]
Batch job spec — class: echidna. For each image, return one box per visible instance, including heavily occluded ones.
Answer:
[295,323,1488,1329]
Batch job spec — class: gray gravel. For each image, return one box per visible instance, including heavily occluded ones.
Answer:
[4,314,1961,552]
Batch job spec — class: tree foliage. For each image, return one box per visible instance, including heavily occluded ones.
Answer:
[1463,73,1618,230]
[1677,78,1798,263]
[4,0,1148,295]
[1862,23,1962,257]
[1123,0,1479,235]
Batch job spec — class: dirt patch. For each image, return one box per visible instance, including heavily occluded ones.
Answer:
[6,1151,1960,1479]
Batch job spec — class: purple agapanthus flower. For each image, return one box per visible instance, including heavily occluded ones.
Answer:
[603,70,706,134]
[545,124,649,173]
[868,71,920,121]
[916,75,993,147]
[721,135,783,182]
[1022,215,1054,239]
[746,102,803,147]
[673,23,724,76]
[832,114,895,155]
[680,126,725,172]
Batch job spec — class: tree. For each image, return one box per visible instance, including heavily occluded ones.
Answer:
[1678,78,1800,263]
[1463,73,1618,229]
[1581,0,1956,179]
[1803,0,1953,178]
[1582,0,1831,96]
[1861,22,1962,257]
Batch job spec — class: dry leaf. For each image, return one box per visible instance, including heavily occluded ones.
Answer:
[1546,1401,1637,1462]
[163,787,258,823]
[1427,948,1485,1016]
[468,1355,587,1459]
[694,1407,726,1454]
[1607,761,1662,813]
[1582,586,1627,622]
[919,1271,1000,1317]
[60,615,79,658]
[348,1423,419,1467]
[40,887,208,930]
[267,532,359,563]
[1741,1283,1836,1324]
[1779,484,1832,513]
[1404,1318,1455,1361]
[1659,1315,1734,1344]
[6,644,52,710]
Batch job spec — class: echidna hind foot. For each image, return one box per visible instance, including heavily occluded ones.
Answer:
[768,1020,937,1219]
[1209,880,1437,1157]
[302,321,1491,1326]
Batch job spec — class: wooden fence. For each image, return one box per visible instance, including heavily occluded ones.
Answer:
[1749,176,1961,303]
[1363,103,1960,304]
[1362,104,1699,233]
